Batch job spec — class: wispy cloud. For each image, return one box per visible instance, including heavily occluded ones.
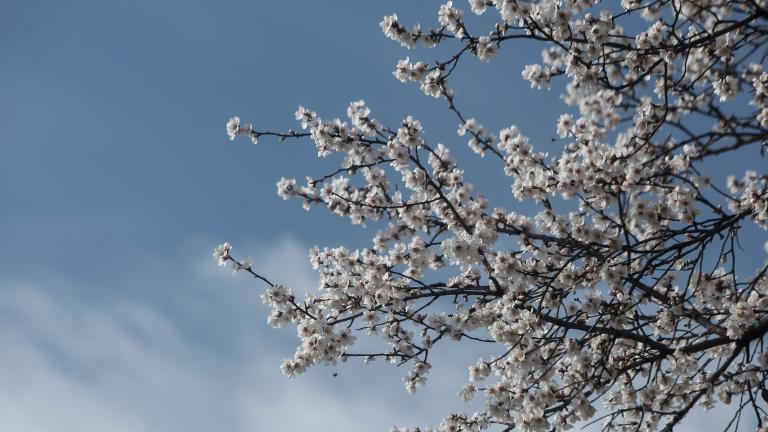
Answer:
[0,236,465,431]
[0,235,748,431]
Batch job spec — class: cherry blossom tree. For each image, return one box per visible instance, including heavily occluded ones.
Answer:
[216,1,768,430]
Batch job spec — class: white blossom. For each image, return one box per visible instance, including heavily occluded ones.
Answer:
[474,36,497,62]
[226,116,240,141]
[212,242,231,266]
[219,2,768,431]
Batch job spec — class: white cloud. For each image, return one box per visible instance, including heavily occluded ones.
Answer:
[0,283,233,432]
[0,236,464,431]
[0,235,751,431]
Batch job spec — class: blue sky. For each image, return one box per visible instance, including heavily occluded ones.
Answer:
[0,1,763,431]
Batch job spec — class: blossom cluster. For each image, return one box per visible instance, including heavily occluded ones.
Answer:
[220,1,768,431]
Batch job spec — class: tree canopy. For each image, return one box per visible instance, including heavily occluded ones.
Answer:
[218,1,768,430]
